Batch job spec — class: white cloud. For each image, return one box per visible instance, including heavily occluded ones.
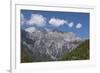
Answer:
[49,18,67,27]
[27,14,46,27]
[25,27,36,33]
[21,14,25,25]
[76,23,82,29]
[68,22,74,28]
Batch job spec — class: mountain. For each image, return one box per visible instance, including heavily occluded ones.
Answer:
[21,27,86,62]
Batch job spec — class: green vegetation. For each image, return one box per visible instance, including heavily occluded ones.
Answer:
[21,43,33,63]
[62,40,90,60]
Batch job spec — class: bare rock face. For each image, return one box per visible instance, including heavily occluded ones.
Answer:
[21,28,82,61]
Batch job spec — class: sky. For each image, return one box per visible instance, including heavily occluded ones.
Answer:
[21,9,90,38]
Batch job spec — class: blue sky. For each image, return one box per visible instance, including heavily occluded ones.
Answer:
[21,9,89,38]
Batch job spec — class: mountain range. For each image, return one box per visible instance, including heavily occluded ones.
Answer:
[21,27,89,63]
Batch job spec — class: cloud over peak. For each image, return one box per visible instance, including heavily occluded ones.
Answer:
[76,23,82,29]
[26,14,46,27]
[25,27,36,33]
[68,22,74,28]
[49,18,67,27]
